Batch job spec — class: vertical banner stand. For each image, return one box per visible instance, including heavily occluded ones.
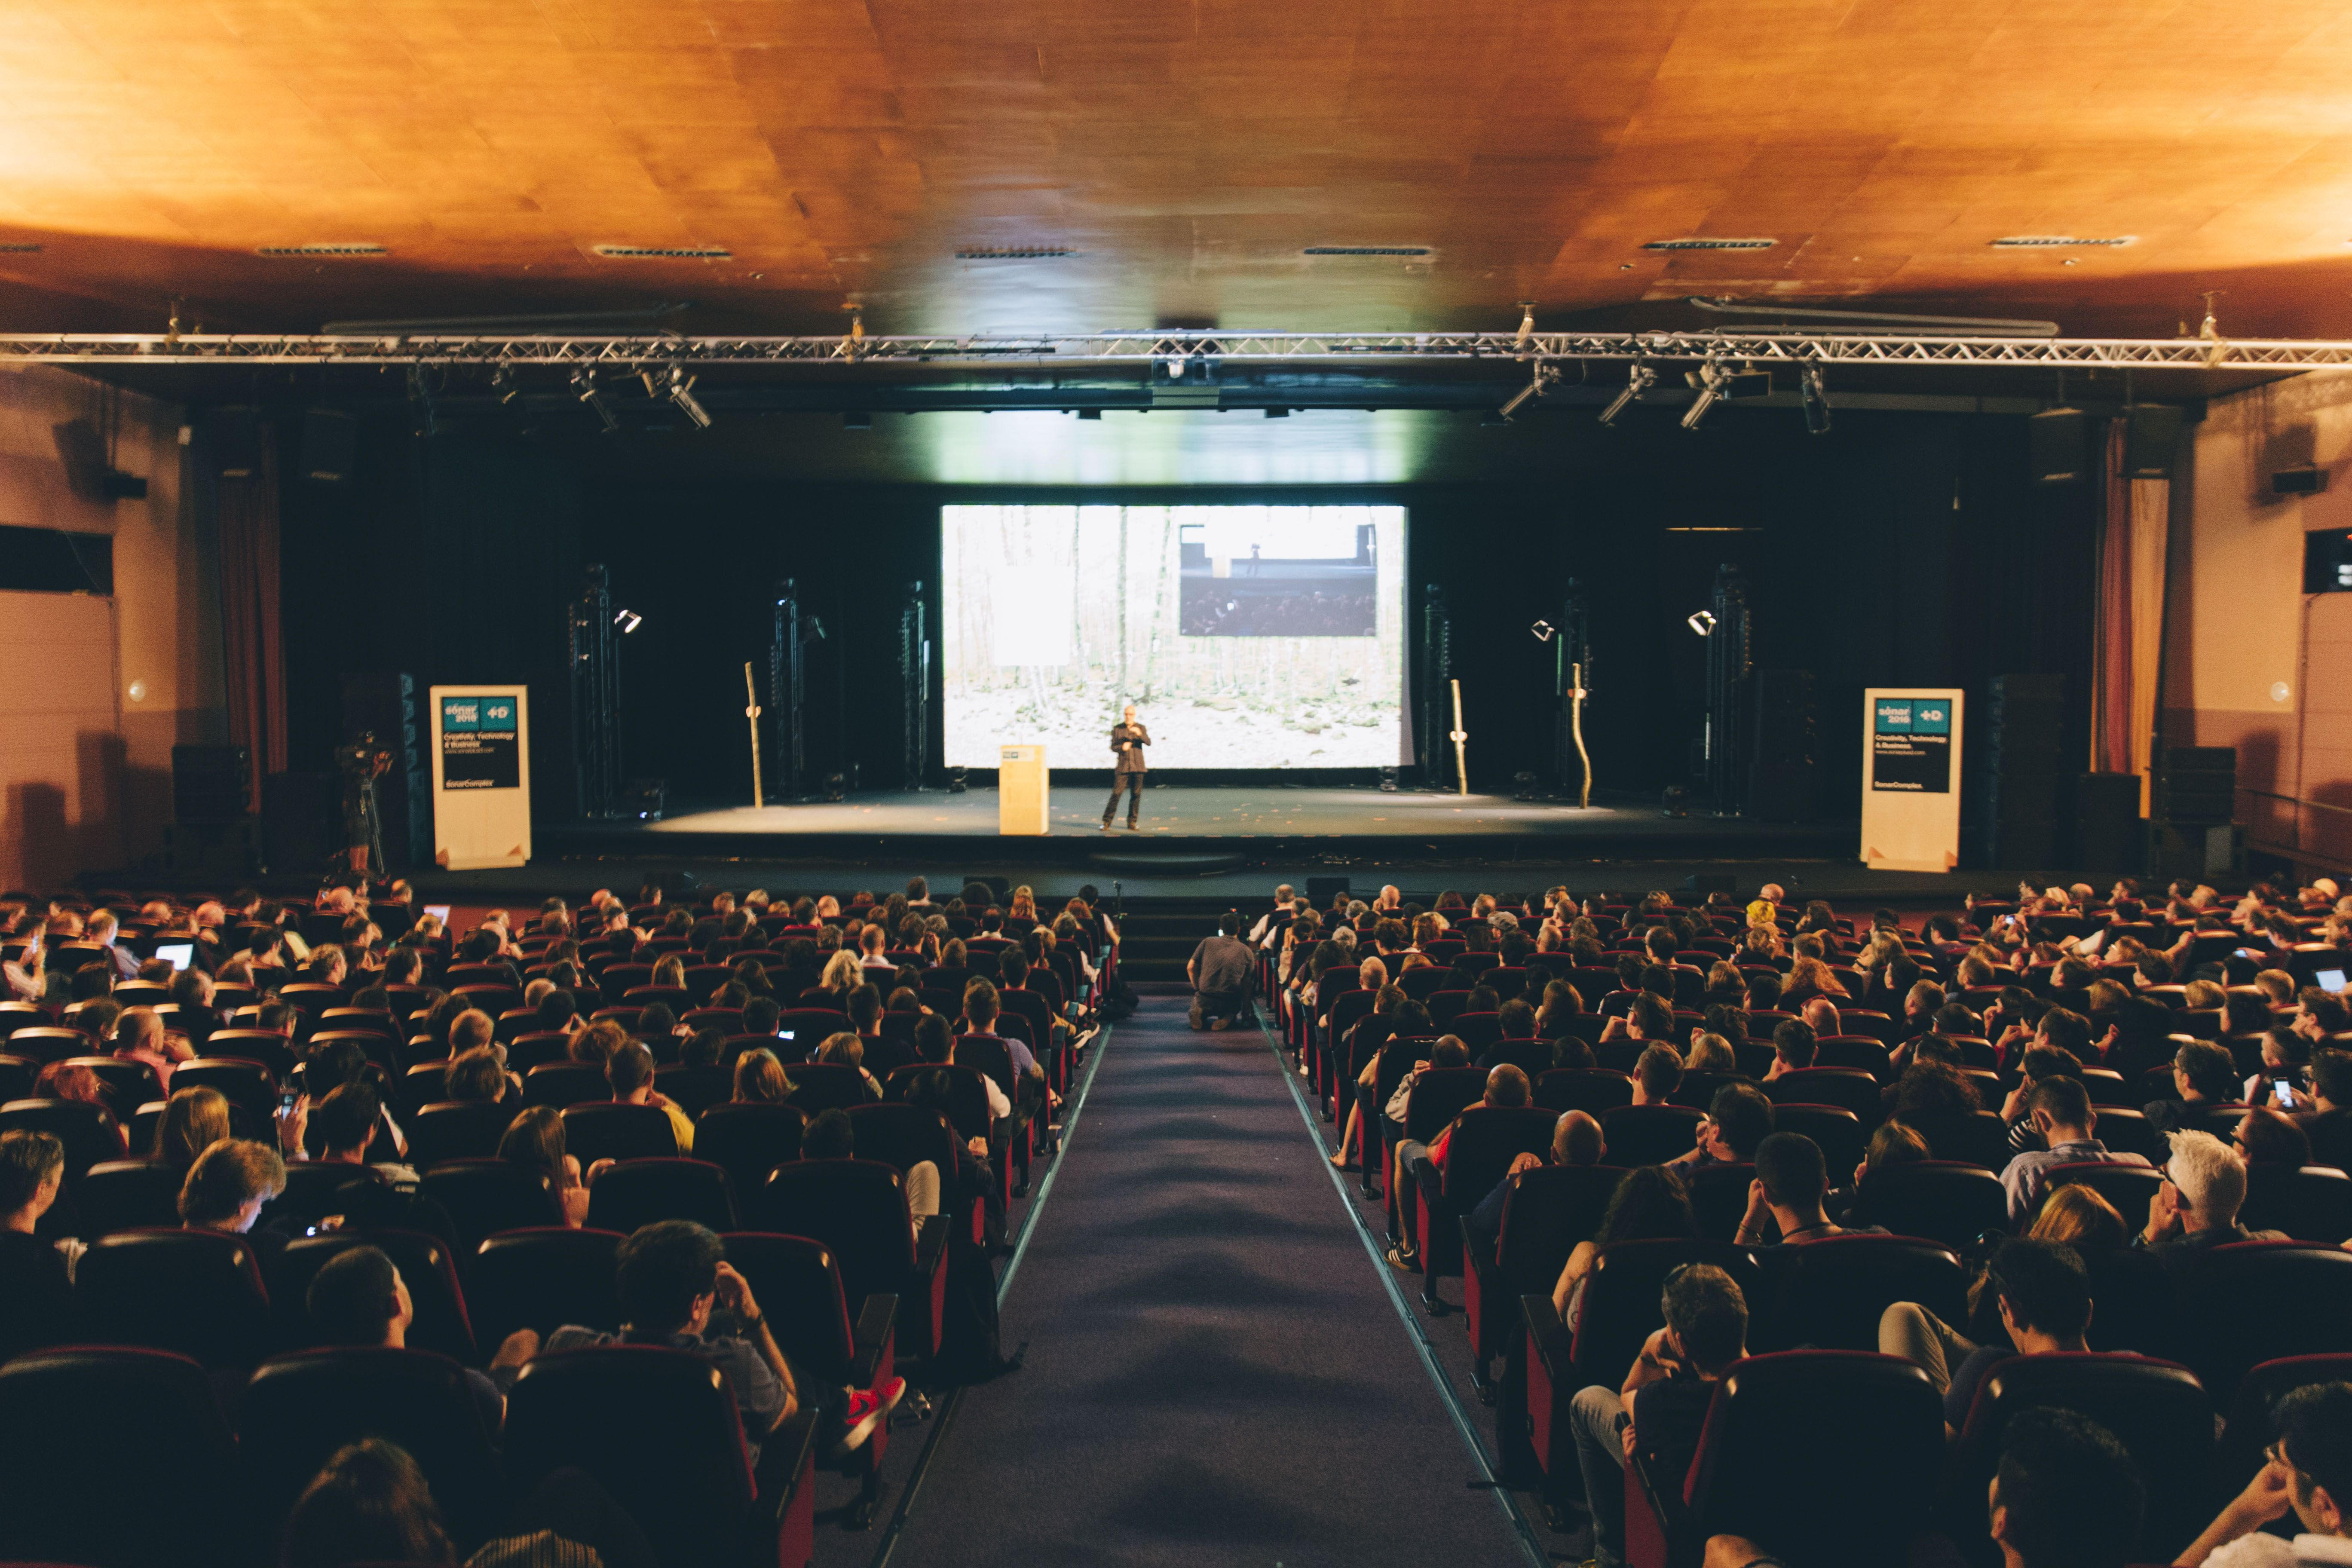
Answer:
[1449,678,1469,796]
[430,686,532,870]
[1860,687,1964,872]
[742,662,764,808]
[998,745,1048,834]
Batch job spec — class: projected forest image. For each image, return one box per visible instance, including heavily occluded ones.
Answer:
[940,505,1407,769]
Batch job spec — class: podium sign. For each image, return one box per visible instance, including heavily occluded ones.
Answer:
[1860,688,1962,872]
[998,744,1049,835]
[431,686,532,870]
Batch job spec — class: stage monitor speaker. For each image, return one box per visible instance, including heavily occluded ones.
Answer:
[210,409,261,479]
[302,410,357,483]
[2029,409,2090,484]
[2122,405,2184,479]
[1306,876,1351,906]
[261,770,340,875]
[172,744,251,821]
[2070,772,2142,872]
[2153,746,2236,825]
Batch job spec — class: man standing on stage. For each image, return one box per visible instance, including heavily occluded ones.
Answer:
[1102,704,1150,830]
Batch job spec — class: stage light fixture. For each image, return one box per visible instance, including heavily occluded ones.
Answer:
[1682,362,1728,431]
[1498,363,1558,423]
[1378,766,1399,793]
[1530,620,1556,642]
[1598,363,1657,426]
[1686,609,1718,637]
[1513,300,1536,352]
[574,368,619,434]
[492,365,519,404]
[1801,361,1832,435]
[947,765,968,794]
[613,608,643,634]
[665,366,711,429]
[1514,770,1540,802]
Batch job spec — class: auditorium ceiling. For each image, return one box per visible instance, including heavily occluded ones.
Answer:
[8,0,2352,344]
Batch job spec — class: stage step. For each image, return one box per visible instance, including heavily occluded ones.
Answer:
[1111,896,1246,983]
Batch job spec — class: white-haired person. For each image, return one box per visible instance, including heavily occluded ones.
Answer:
[2135,1129,2285,1285]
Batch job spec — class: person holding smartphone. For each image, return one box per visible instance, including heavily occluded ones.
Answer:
[2246,1026,2315,1112]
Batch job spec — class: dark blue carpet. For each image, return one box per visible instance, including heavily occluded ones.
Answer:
[883,986,1537,1568]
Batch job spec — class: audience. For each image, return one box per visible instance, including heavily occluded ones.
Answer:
[1998,1074,2150,1224]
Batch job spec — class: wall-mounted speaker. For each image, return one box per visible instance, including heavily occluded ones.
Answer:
[2275,468,2329,496]
[2029,408,2089,484]
[2121,404,2184,479]
[211,409,261,478]
[302,410,357,483]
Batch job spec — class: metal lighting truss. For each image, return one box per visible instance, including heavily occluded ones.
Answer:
[0,328,2349,371]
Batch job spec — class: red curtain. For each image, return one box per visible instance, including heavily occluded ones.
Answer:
[215,423,287,813]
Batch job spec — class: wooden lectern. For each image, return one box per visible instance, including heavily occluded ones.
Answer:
[998,745,1049,835]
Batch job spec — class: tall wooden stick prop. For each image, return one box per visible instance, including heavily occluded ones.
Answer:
[1570,660,1592,809]
[742,662,765,808]
[1449,678,1469,796]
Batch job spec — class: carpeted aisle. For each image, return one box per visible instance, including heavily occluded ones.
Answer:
[883,984,1537,1568]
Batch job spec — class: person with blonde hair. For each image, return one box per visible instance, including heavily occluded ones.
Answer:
[154,1085,233,1170]
[819,949,864,997]
[2029,1182,2127,1252]
[733,1048,794,1104]
[178,1139,286,1234]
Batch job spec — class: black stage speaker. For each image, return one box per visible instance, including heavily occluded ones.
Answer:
[2070,772,2142,873]
[2278,469,2330,497]
[210,409,261,478]
[2121,405,2184,479]
[302,410,357,483]
[172,744,251,821]
[340,672,427,868]
[2029,409,2090,484]
[1746,668,1818,821]
[2153,746,2236,825]
[1982,674,2066,869]
[261,771,340,875]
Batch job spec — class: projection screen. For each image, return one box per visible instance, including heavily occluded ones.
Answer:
[940,504,1408,769]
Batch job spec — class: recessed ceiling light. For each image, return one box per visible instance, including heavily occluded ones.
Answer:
[0,242,42,254]
[256,243,386,257]
[1642,238,1775,251]
[592,245,731,259]
[955,245,1079,260]
[1303,246,1433,257]
[1991,236,2134,248]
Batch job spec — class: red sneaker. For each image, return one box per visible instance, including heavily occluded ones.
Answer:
[836,1376,908,1454]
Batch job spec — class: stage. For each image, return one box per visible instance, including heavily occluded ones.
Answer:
[496,784,2026,900]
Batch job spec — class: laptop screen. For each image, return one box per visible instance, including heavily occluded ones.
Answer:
[154,943,194,972]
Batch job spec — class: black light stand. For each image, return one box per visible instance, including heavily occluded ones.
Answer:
[1701,563,1755,816]
[898,581,930,791]
[569,564,624,818]
[1418,584,1453,787]
[769,578,809,799]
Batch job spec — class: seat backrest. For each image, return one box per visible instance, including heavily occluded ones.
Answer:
[722,1231,857,1387]
[1852,1161,2009,1250]
[1770,1234,1965,1353]
[695,1102,809,1195]
[1762,1068,1880,1118]
[887,1063,992,1142]
[1683,1162,1757,1241]
[952,1035,1018,1101]
[2240,1164,2352,1244]
[468,1228,624,1347]
[164,1057,277,1120]
[77,1157,188,1235]
[1442,1106,1559,1203]
[2217,1353,2352,1495]
[77,1228,273,1368]
[525,1061,611,1110]
[784,1062,871,1113]
[1685,1351,1944,1567]
[0,1096,128,1178]
[753,1159,915,1312]
[1767,1104,1866,1174]
[1496,1164,1627,1289]
[2092,1105,2166,1161]
[1403,1067,1487,1142]
[562,1102,680,1164]
[419,1158,564,1248]
[1813,1036,1892,1080]
[504,1346,759,1568]
[1598,1104,1706,1167]
[408,1100,519,1167]
[242,1345,502,1541]
[1894,1108,2012,1169]
[844,1101,959,1179]
[1955,1353,2212,1562]
[1534,1068,1632,1115]
[1571,1239,1762,1390]
[0,1347,238,1568]
[585,1158,738,1234]
[2180,1241,2352,1404]
[275,1229,477,1363]
[2044,1161,2165,1222]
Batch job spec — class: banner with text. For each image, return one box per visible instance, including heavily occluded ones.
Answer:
[430,685,531,870]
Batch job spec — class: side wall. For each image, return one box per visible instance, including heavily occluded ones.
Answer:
[2174,374,2352,870]
[0,365,221,891]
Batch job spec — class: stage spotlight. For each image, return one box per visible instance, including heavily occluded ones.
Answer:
[1801,361,1832,435]
[1531,620,1556,642]
[1165,354,1188,379]
[574,368,619,434]
[492,365,520,405]
[947,765,968,794]
[1686,609,1718,637]
[824,772,847,802]
[1513,770,1540,802]
[1598,363,1657,426]
[666,366,711,429]
[1682,362,1728,431]
[1378,766,1399,793]
[1513,300,1536,352]
[613,608,643,634]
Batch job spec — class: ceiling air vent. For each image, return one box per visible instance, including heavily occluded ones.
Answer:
[257,243,387,257]
[1642,238,1775,252]
[592,245,731,259]
[956,245,1078,260]
[1303,246,1432,257]
[0,243,42,254]
[1992,236,2134,248]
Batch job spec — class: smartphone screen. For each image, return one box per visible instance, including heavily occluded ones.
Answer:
[279,1090,299,1115]
[425,905,452,924]
[2275,1080,2297,1108]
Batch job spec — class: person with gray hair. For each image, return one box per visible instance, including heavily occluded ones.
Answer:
[1249,885,1297,949]
[2135,1129,2285,1282]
